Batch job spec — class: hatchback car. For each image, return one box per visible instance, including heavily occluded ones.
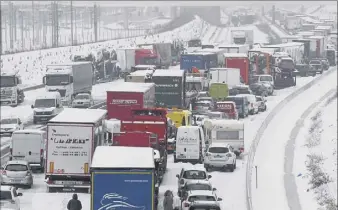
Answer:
[178,180,215,198]
[256,96,267,112]
[0,118,24,136]
[176,166,212,194]
[181,190,222,210]
[204,143,237,172]
[71,93,94,108]
[1,160,33,188]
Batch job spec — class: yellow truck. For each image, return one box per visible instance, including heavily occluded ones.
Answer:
[209,83,229,100]
[167,109,192,128]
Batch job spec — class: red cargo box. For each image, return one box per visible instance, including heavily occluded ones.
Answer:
[113,131,157,147]
[224,53,249,85]
[106,82,155,120]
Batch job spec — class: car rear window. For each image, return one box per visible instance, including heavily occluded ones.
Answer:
[310,60,321,65]
[225,97,243,106]
[188,195,216,202]
[5,164,28,171]
[186,184,212,191]
[208,147,229,153]
[183,170,207,179]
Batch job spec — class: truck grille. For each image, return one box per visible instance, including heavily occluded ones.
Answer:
[36,111,53,115]
[0,89,13,99]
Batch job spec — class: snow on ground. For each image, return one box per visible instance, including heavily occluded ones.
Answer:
[306,4,337,19]
[251,69,337,210]
[1,16,206,88]
[294,92,337,210]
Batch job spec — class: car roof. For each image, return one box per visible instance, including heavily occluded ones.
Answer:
[185,180,212,185]
[6,160,29,165]
[183,165,207,172]
[209,142,230,148]
[188,190,215,196]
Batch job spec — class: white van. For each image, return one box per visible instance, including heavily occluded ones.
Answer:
[237,94,259,115]
[10,129,46,171]
[31,92,64,124]
[203,119,244,156]
[174,126,206,164]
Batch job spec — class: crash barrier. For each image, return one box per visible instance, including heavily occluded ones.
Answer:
[0,144,11,167]
[246,66,337,210]
[155,14,195,34]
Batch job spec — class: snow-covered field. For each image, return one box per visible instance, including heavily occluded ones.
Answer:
[294,91,337,210]
[250,69,337,210]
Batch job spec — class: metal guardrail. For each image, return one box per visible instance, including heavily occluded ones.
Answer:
[245,66,337,210]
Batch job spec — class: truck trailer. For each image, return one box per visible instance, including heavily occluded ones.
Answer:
[116,48,136,76]
[106,82,156,120]
[43,62,93,105]
[224,53,250,85]
[91,146,157,210]
[45,108,107,193]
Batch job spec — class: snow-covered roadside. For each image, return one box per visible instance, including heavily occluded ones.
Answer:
[293,92,337,210]
[1,16,207,88]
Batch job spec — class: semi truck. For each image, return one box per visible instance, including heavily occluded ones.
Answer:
[106,82,156,120]
[152,70,188,109]
[180,52,218,71]
[194,48,227,67]
[45,108,107,193]
[137,43,172,68]
[91,146,157,210]
[308,36,327,58]
[0,71,25,107]
[43,62,93,106]
[224,53,250,85]
[230,30,254,47]
[116,48,136,77]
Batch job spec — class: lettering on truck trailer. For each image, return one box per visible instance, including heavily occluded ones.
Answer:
[217,104,232,109]
[47,126,92,174]
[111,99,138,104]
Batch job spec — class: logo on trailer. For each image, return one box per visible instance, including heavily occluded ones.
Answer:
[111,99,138,105]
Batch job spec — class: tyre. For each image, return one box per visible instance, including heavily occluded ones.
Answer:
[229,164,235,172]
[173,156,178,163]
[264,106,267,111]
[234,160,237,169]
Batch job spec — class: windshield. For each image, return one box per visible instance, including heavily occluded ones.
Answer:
[188,39,202,47]
[75,94,90,100]
[233,37,246,45]
[260,76,273,82]
[208,147,229,153]
[216,131,240,140]
[279,59,294,69]
[198,92,209,97]
[225,97,243,106]
[183,170,207,179]
[310,60,321,65]
[143,57,157,65]
[186,184,212,191]
[34,99,56,108]
[0,119,17,124]
[0,191,12,200]
[186,82,203,92]
[0,76,16,88]
[45,74,70,86]
[5,164,28,171]
[188,196,216,202]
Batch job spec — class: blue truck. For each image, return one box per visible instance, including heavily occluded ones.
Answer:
[180,52,218,71]
[91,146,157,210]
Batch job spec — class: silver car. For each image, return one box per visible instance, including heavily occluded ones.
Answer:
[71,93,94,108]
[1,160,33,188]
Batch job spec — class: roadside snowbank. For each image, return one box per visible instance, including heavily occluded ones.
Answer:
[1,16,206,88]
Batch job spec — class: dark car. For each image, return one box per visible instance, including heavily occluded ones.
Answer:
[249,83,269,97]
[224,96,249,118]
[309,59,323,74]
[295,64,315,77]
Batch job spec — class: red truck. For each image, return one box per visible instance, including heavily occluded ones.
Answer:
[121,108,168,174]
[136,43,172,68]
[224,53,249,84]
[106,82,155,120]
[135,48,158,66]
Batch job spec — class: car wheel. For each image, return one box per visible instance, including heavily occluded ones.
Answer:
[234,160,237,169]
[173,156,178,163]
[229,164,235,172]
[264,105,267,111]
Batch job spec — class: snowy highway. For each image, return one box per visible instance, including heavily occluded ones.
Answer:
[250,68,337,210]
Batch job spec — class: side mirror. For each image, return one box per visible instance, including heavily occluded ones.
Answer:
[176,174,179,178]
[18,121,22,125]
[208,175,212,179]
[56,104,60,108]
[31,105,34,109]
[217,198,222,201]
[212,188,217,191]
[17,193,23,196]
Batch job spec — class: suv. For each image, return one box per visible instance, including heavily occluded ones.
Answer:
[204,143,237,172]
[188,201,221,210]
[181,190,222,210]
[0,186,23,210]
[176,166,212,195]
[178,180,215,198]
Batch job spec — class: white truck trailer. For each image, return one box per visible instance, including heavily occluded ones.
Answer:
[45,108,107,193]
[209,68,241,88]
[116,48,136,76]
[43,62,93,106]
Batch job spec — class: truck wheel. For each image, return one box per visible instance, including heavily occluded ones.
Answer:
[173,156,178,163]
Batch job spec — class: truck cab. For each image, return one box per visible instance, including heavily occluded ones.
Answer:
[0,71,25,107]
[31,92,63,124]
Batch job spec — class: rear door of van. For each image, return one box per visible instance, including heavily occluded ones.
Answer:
[176,127,200,160]
[12,132,43,164]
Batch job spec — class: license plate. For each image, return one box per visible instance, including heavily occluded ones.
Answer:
[11,179,21,182]
[179,154,186,157]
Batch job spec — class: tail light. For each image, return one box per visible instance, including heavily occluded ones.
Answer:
[251,103,253,108]
[46,179,53,184]
[40,149,43,156]
[10,148,12,155]
[84,163,89,173]
[180,179,184,185]
[49,162,54,173]
[1,170,7,175]
[226,153,232,158]
[184,203,190,207]
[10,200,15,204]
[26,171,31,176]
[205,152,210,156]
[240,148,244,153]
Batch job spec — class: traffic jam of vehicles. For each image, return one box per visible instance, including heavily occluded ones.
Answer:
[0,11,337,210]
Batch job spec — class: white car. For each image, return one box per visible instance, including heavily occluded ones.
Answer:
[176,166,212,193]
[0,118,24,136]
[71,93,94,108]
[237,94,259,115]
[178,180,215,198]
[0,186,23,210]
[204,143,237,172]
[181,190,222,210]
